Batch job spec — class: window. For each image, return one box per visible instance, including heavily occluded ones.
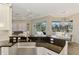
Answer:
[51,20,73,32]
[36,21,46,32]
[32,21,47,35]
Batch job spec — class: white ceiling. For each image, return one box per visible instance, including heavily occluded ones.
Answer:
[12,3,79,20]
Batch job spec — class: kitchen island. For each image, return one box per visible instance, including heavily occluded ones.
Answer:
[0,36,68,55]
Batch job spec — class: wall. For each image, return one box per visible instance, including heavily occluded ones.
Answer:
[12,14,79,44]
[68,13,79,43]
[31,14,79,44]
[31,16,70,36]
[12,20,27,31]
[12,20,32,33]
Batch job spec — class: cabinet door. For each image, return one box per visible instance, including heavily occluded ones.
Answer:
[0,4,11,30]
[36,47,46,55]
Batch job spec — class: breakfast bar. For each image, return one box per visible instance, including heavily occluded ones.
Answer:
[0,36,68,55]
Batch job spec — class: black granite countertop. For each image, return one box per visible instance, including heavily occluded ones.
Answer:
[0,41,15,47]
[9,36,66,54]
[36,42,63,54]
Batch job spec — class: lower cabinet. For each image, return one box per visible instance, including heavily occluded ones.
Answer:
[36,47,58,55]
[1,47,58,55]
[1,47,9,55]
[36,47,45,55]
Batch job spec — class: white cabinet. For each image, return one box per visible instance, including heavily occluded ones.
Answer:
[36,47,46,55]
[44,48,58,55]
[0,4,12,41]
[1,47,9,55]
[36,47,58,55]
[0,4,12,30]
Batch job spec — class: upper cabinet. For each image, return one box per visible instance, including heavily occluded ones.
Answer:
[0,4,12,30]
